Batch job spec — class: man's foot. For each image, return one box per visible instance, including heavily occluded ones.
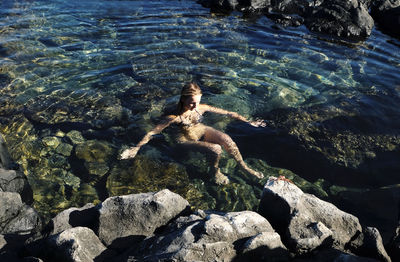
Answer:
[214,169,230,185]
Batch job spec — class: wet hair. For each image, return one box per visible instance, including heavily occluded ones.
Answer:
[177,82,202,114]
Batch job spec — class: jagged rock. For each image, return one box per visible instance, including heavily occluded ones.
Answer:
[349,227,392,262]
[43,204,97,237]
[305,0,374,37]
[197,0,240,13]
[97,189,190,249]
[44,227,108,262]
[0,192,41,235]
[126,210,287,262]
[199,0,376,38]
[288,220,333,254]
[259,178,362,254]
[0,168,33,204]
[370,0,400,37]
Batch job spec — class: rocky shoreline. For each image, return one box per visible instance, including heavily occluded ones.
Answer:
[198,0,400,39]
[1,133,399,261]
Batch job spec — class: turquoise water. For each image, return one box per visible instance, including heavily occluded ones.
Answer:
[1,0,399,225]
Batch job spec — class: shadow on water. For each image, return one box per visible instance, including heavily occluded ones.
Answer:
[230,93,400,189]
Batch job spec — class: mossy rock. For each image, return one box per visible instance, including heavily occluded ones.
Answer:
[75,140,114,163]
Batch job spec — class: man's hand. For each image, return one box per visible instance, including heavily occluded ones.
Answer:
[120,147,140,159]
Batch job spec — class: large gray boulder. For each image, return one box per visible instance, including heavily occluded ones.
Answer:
[126,210,289,262]
[44,227,107,262]
[0,168,33,205]
[97,189,190,249]
[43,203,97,237]
[259,178,362,254]
[0,192,41,235]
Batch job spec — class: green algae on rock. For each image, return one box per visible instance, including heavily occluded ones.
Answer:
[107,155,216,211]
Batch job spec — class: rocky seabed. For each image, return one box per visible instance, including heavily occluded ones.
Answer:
[1,133,399,262]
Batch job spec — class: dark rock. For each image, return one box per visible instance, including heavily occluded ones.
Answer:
[97,189,190,249]
[197,0,240,13]
[333,185,400,243]
[0,192,41,235]
[266,13,304,27]
[292,247,380,261]
[0,234,43,262]
[259,178,362,254]
[43,227,108,262]
[305,0,374,38]
[388,223,400,262]
[0,168,33,205]
[348,227,392,262]
[199,0,376,38]
[370,0,400,37]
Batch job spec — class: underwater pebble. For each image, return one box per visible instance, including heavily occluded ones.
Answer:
[56,143,74,157]
[66,130,85,144]
[42,136,61,149]
[75,140,114,163]
[48,154,69,169]
[85,162,110,177]
[55,130,66,137]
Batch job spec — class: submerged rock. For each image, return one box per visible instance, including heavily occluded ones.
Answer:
[0,133,13,170]
[66,130,85,145]
[24,89,130,129]
[107,156,215,210]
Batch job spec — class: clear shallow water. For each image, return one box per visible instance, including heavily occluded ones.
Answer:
[0,0,399,222]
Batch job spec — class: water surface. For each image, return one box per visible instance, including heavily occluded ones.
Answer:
[0,0,399,233]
